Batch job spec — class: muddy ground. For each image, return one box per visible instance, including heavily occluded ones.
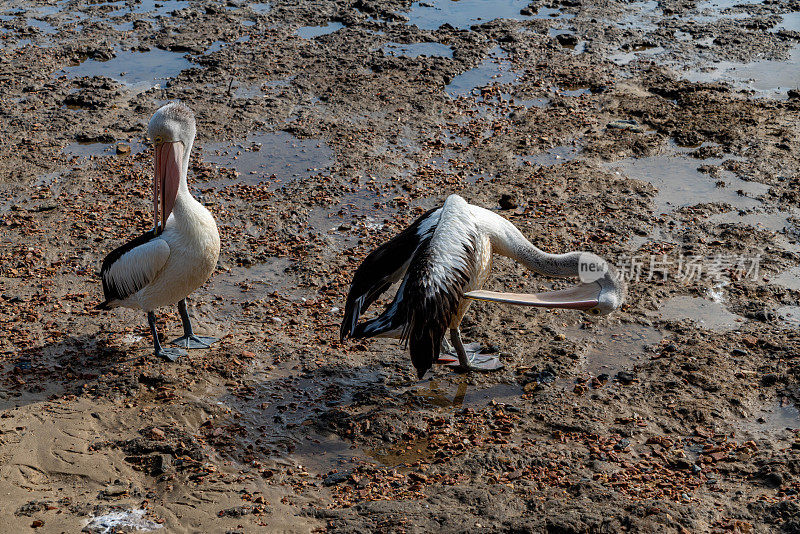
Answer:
[2,0,800,532]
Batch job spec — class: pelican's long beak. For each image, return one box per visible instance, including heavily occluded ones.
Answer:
[153,141,183,233]
[465,266,625,316]
[464,283,602,310]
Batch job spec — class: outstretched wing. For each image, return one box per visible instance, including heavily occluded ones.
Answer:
[97,228,170,309]
[340,207,441,341]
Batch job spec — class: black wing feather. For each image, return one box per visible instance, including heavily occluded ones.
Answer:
[348,232,476,379]
[340,207,440,341]
[400,239,476,379]
[96,227,158,309]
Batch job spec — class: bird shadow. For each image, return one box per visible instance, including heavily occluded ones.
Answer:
[0,334,132,412]
[201,361,520,475]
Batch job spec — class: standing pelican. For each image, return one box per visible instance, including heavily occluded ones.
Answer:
[97,103,221,361]
[341,194,624,378]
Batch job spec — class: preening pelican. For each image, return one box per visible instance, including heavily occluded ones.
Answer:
[341,194,624,378]
[97,103,221,361]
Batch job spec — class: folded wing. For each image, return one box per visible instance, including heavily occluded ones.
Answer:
[98,229,170,309]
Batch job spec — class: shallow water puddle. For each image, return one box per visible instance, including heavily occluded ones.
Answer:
[447,46,517,97]
[206,35,250,54]
[734,398,800,441]
[689,0,762,24]
[26,16,56,34]
[777,305,800,329]
[511,95,550,108]
[250,2,271,15]
[657,296,743,331]
[681,44,800,99]
[232,82,266,99]
[553,84,592,97]
[405,378,522,408]
[604,152,767,215]
[564,323,662,377]
[382,41,453,58]
[207,259,297,312]
[608,45,665,66]
[62,140,145,159]
[707,208,797,233]
[62,48,193,89]
[295,22,344,39]
[773,12,800,33]
[612,0,659,31]
[698,0,764,11]
[770,267,800,291]
[108,0,187,17]
[405,0,537,30]
[62,142,113,158]
[111,20,133,31]
[202,131,333,188]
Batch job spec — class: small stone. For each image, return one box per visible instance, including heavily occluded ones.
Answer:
[760,374,778,387]
[499,193,518,210]
[731,348,748,357]
[116,143,131,155]
[150,427,166,440]
[556,33,579,47]
[614,439,630,450]
[31,520,44,528]
[764,471,784,488]
[741,335,758,347]
[616,371,636,384]
[523,382,538,394]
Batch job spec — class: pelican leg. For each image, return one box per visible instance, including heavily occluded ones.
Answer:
[170,299,217,349]
[149,311,186,362]
[436,334,491,365]
[449,329,503,372]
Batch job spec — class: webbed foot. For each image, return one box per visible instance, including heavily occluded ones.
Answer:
[170,335,217,349]
[157,347,187,362]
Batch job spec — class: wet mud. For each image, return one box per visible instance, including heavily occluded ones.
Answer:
[2,0,800,532]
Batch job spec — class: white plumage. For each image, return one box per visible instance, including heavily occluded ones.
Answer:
[341,194,624,378]
[99,103,220,361]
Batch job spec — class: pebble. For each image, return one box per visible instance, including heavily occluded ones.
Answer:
[760,374,778,387]
[499,193,518,210]
[616,371,636,384]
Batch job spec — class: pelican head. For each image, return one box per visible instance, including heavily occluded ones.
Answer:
[586,265,625,316]
[147,103,196,232]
